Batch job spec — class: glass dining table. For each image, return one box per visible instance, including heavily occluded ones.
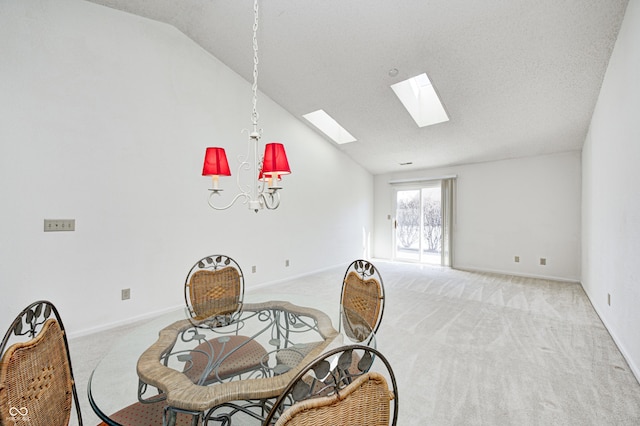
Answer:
[88,295,375,425]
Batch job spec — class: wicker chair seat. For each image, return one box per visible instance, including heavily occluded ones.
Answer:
[183,335,268,384]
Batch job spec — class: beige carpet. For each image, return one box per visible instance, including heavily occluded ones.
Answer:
[69,262,640,425]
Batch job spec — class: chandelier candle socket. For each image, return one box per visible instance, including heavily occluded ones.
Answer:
[201,0,291,212]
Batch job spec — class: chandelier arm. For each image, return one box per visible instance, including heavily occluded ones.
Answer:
[207,191,250,211]
[260,190,282,210]
[235,149,253,196]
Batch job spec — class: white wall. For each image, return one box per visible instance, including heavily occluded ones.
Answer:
[582,0,640,379]
[374,152,582,281]
[0,0,373,336]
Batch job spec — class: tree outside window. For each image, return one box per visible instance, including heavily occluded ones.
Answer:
[396,188,441,254]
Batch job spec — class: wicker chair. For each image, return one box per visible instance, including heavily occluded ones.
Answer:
[0,300,83,426]
[339,259,385,344]
[184,255,245,324]
[275,259,384,370]
[264,345,398,425]
[183,254,268,384]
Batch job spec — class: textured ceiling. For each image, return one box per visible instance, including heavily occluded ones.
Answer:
[84,0,628,175]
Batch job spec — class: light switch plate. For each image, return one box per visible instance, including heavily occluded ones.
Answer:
[44,219,75,232]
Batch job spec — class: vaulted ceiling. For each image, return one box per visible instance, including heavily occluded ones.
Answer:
[84,0,628,175]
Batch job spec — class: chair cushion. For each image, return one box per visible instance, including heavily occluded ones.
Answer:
[274,341,323,372]
[98,400,194,426]
[183,335,268,384]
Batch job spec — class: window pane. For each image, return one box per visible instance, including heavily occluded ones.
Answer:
[421,187,441,264]
[395,190,420,261]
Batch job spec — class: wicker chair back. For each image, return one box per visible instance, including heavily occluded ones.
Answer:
[185,255,244,324]
[264,345,398,425]
[340,260,385,342]
[0,301,82,426]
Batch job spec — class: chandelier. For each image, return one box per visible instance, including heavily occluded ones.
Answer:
[202,0,291,213]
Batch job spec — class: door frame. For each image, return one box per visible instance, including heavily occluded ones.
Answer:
[392,181,442,264]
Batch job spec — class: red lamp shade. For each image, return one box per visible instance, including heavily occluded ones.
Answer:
[260,143,291,177]
[202,147,231,176]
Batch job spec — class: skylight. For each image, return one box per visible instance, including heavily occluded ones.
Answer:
[302,110,357,144]
[391,73,449,127]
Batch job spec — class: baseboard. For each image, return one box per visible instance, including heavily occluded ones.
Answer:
[453,264,581,283]
[249,263,348,291]
[68,304,183,339]
[581,286,640,385]
[69,264,350,339]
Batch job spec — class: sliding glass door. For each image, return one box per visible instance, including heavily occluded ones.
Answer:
[395,188,422,262]
[393,179,454,265]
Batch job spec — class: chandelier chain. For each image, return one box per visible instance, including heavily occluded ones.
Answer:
[204,0,288,212]
[251,0,259,131]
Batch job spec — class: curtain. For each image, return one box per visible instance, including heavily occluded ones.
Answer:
[440,178,456,267]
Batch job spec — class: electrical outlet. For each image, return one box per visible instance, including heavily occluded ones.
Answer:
[121,288,130,300]
[514,256,520,263]
[44,219,75,232]
[540,258,546,266]
[285,259,290,267]
[252,265,256,273]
